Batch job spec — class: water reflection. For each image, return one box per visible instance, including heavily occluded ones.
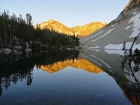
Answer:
[0,50,79,96]
[39,58,102,74]
[0,52,34,96]
[81,49,140,105]
[1,48,140,104]
[121,49,140,105]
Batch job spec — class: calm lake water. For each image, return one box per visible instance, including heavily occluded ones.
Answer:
[0,50,139,105]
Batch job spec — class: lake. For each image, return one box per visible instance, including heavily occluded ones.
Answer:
[0,49,139,105]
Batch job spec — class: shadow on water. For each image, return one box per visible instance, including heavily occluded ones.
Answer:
[80,49,140,105]
[0,50,79,96]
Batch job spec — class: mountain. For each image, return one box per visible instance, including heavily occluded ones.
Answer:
[124,0,140,11]
[72,22,105,38]
[81,0,140,50]
[79,1,140,104]
[35,20,105,38]
[39,58,102,74]
[35,20,74,35]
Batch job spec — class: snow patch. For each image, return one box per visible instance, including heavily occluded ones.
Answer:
[83,30,103,41]
[89,46,100,49]
[135,71,140,81]
[127,12,140,38]
[125,25,132,30]
[124,69,130,73]
[111,23,118,28]
[125,74,136,83]
[91,54,112,69]
[104,42,133,50]
[104,44,123,50]
[92,28,114,42]
[133,43,140,49]
[105,50,124,55]
[133,11,139,15]
[133,12,137,15]
[90,49,100,52]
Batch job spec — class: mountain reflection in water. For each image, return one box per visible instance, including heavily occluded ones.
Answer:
[0,49,140,105]
[39,58,102,74]
[0,50,79,96]
[81,49,140,105]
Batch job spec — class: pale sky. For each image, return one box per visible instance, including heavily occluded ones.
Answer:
[0,0,129,27]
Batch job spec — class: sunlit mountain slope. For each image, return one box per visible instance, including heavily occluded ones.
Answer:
[35,20,105,38]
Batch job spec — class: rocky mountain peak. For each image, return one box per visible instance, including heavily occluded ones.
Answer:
[35,20,105,38]
[124,0,140,11]
[47,19,57,23]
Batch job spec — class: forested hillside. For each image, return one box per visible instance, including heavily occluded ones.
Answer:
[0,10,80,53]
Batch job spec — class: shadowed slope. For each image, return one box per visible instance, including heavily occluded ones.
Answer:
[81,0,140,50]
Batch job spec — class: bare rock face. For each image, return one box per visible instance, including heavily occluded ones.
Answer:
[124,0,140,11]
[35,20,105,38]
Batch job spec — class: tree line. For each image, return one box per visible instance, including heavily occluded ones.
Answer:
[0,10,80,52]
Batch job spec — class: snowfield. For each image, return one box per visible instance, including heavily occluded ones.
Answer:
[127,12,140,38]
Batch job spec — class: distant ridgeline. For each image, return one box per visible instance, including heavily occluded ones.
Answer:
[0,10,80,53]
[0,50,79,96]
[35,20,105,38]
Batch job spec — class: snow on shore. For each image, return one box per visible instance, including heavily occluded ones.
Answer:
[105,50,124,55]
[105,42,140,50]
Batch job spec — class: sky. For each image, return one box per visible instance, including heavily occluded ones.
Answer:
[0,0,129,27]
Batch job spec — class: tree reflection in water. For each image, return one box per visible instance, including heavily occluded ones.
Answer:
[121,49,140,105]
[0,50,79,96]
[121,34,140,105]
